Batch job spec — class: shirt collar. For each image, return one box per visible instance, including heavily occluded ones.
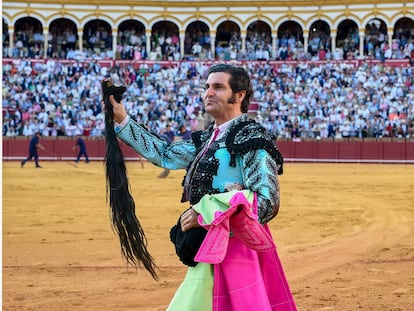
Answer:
[214,114,244,138]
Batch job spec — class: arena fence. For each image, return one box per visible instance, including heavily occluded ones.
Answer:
[3,137,414,164]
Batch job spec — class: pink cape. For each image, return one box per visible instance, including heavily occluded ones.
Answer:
[195,192,297,311]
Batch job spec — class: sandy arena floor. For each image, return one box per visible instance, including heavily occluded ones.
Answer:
[3,161,414,310]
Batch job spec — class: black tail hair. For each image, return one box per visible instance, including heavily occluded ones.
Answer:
[101,78,158,280]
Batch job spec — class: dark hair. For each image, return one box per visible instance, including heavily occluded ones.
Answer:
[207,64,252,113]
[101,79,158,280]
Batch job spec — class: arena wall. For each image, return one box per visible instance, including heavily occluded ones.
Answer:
[4,138,414,163]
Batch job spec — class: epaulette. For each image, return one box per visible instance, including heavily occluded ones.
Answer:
[225,118,284,175]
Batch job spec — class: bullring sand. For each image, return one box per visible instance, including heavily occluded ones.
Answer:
[3,161,414,310]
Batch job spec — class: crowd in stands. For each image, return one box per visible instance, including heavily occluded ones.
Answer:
[3,57,414,141]
[4,23,414,63]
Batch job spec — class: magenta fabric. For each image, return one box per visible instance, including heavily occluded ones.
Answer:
[195,192,297,311]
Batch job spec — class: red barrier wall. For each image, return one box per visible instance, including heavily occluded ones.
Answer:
[2,137,140,161]
[3,137,414,163]
[276,140,414,163]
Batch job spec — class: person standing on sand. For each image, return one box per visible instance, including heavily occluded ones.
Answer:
[21,131,45,168]
[108,64,296,310]
[72,134,90,163]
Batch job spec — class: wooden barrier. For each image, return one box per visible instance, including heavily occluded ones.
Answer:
[3,137,414,163]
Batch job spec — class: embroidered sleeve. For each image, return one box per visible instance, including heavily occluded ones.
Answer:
[241,149,281,224]
[116,117,196,169]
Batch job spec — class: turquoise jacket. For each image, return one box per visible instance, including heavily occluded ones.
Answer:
[115,114,283,224]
